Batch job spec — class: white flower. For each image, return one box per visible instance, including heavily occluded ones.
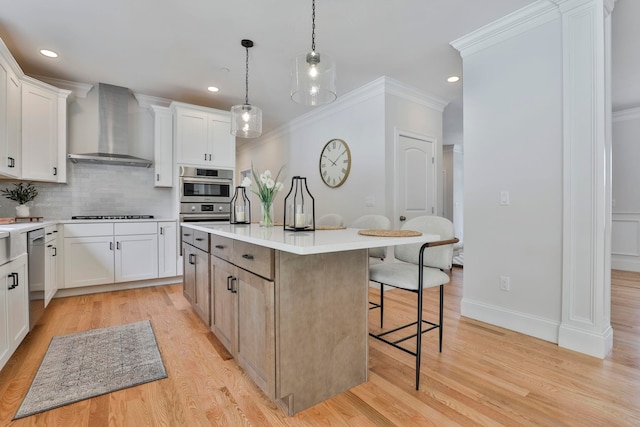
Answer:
[241,177,251,187]
[265,178,275,189]
[275,182,284,191]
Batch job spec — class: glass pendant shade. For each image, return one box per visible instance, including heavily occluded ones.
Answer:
[283,176,315,231]
[291,51,336,106]
[231,104,262,138]
[231,39,262,138]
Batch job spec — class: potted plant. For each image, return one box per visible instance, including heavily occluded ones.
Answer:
[1,183,38,217]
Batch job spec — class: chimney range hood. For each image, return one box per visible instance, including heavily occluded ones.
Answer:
[68,83,153,168]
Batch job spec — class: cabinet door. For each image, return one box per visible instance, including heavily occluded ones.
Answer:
[209,118,235,168]
[115,234,158,282]
[152,106,173,187]
[175,108,209,166]
[235,267,276,398]
[158,221,177,278]
[44,238,58,306]
[63,236,114,288]
[0,58,21,178]
[21,81,58,181]
[7,254,28,353]
[193,247,210,325]
[183,245,196,304]
[211,255,235,353]
[0,263,9,369]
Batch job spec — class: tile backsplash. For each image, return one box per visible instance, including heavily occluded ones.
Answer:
[0,162,175,220]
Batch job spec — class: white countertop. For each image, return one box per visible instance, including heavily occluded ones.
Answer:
[0,220,58,235]
[182,223,440,255]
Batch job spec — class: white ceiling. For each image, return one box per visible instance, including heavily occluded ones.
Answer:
[0,0,637,137]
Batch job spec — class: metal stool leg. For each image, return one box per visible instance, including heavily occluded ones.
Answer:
[439,284,444,352]
[380,284,384,328]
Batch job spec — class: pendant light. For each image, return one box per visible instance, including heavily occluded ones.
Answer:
[290,0,336,106]
[231,39,262,138]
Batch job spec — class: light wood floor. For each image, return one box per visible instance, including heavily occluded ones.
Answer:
[0,268,638,426]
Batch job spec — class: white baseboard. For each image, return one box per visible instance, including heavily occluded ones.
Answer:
[558,324,613,359]
[611,256,640,272]
[54,276,182,298]
[460,298,560,344]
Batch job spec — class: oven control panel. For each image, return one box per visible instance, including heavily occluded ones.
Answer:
[180,203,230,214]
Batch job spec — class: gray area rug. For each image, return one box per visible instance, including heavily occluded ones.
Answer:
[14,320,167,419]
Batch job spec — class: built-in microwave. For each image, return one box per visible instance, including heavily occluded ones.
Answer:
[179,167,233,222]
[179,166,233,203]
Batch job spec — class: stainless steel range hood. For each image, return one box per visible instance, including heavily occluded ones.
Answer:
[68,83,153,168]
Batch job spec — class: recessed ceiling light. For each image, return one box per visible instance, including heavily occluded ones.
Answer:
[40,49,58,58]
[447,76,460,83]
[207,86,220,93]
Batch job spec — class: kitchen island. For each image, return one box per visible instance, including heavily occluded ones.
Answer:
[181,222,439,415]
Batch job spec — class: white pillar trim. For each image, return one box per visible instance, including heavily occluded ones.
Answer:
[558,0,613,358]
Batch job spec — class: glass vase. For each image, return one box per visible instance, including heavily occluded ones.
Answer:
[260,201,274,227]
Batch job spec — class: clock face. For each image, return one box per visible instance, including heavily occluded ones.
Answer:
[319,139,351,188]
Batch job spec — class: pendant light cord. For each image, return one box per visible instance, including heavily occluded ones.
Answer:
[311,0,316,52]
[244,45,250,105]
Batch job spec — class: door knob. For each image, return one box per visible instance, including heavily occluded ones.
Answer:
[400,216,407,221]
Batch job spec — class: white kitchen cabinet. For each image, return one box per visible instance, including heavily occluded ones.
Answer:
[63,222,159,288]
[21,77,70,183]
[173,103,235,169]
[151,105,173,188]
[64,234,114,288]
[44,225,58,306]
[113,222,158,283]
[0,253,29,370]
[0,45,21,179]
[158,221,177,278]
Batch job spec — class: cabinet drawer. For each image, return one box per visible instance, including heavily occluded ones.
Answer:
[181,226,194,246]
[210,235,233,260]
[233,241,274,280]
[64,223,113,237]
[193,229,209,252]
[45,224,58,243]
[114,222,157,235]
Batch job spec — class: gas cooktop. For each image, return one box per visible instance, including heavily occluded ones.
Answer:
[71,215,155,220]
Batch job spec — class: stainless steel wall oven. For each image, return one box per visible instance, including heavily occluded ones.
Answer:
[179,166,233,222]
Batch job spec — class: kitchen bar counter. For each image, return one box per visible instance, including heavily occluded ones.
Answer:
[183,222,439,255]
[181,222,440,415]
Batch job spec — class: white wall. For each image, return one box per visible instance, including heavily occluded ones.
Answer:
[238,77,444,227]
[612,108,640,271]
[460,17,564,340]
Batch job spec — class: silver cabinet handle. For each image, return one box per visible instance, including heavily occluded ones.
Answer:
[242,254,254,260]
[110,242,113,250]
[188,253,196,264]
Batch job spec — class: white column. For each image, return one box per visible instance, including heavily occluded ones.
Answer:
[557,0,615,358]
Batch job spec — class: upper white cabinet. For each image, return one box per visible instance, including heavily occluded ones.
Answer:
[151,105,173,187]
[21,77,70,182]
[173,103,235,169]
[0,42,22,179]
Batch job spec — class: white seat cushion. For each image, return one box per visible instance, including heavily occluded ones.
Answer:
[370,261,450,291]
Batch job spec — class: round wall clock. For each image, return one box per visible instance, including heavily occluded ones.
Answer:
[319,138,351,188]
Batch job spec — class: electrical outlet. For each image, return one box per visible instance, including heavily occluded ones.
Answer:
[500,276,510,291]
[500,191,510,206]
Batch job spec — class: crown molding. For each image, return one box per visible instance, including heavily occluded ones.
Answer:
[30,75,93,99]
[451,0,560,58]
[134,93,172,109]
[0,38,24,76]
[613,107,640,122]
[245,76,447,150]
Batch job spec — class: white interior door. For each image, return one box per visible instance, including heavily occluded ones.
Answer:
[395,133,436,229]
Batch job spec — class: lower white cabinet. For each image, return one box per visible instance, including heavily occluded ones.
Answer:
[44,225,58,306]
[63,222,159,288]
[0,253,29,370]
[158,221,177,278]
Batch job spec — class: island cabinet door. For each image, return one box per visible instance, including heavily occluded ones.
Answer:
[235,266,276,399]
[192,247,210,326]
[210,255,235,353]
[182,245,196,304]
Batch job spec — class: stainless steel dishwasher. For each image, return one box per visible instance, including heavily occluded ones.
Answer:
[27,228,45,330]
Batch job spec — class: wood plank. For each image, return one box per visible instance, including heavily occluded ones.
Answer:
[0,267,638,426]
